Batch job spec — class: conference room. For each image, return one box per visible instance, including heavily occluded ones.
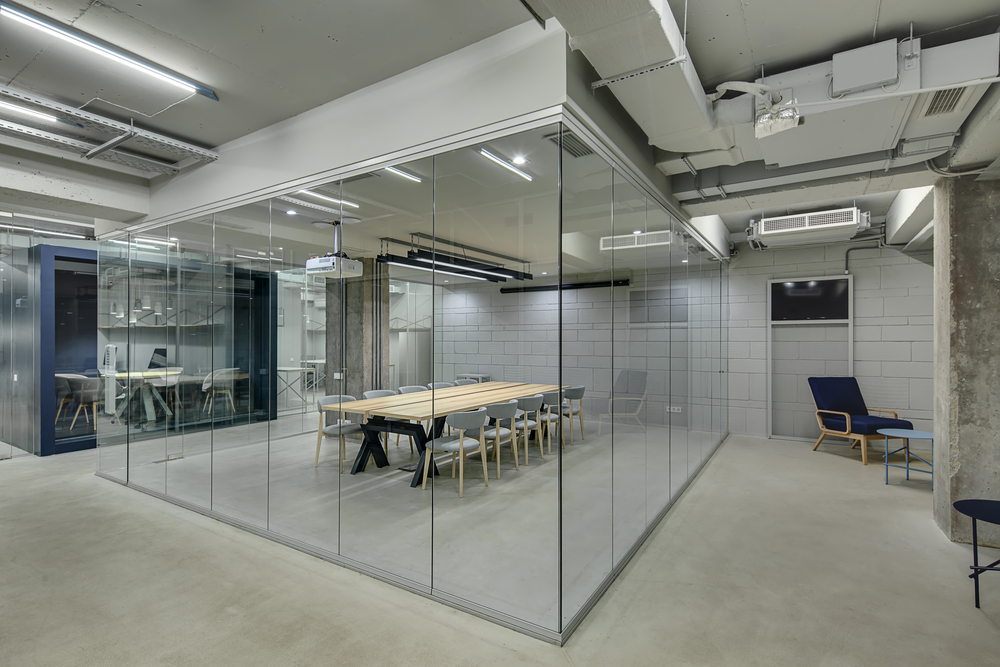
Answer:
[95,121,728,637]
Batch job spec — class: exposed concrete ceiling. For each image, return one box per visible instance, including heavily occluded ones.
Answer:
[0,0,532,149]
[664,0,1000,89]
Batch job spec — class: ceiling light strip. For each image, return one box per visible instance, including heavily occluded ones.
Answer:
[384,166,422,182]
[0,99,57,123]
[1,222,87,239]
[297,189,360,209]
[410,256,511,280]
[0,3,217,100]
[383,261,487,282]
[276,196,342,216]
[479,149,533,181]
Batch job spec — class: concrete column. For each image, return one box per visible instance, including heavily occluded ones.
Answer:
[325,258,389,407]
[933,176,1000,547]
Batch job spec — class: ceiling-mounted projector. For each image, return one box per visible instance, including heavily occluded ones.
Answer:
[306,253,363,278]
[747,207,870,248]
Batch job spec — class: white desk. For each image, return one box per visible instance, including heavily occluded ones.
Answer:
[277,367,316,412]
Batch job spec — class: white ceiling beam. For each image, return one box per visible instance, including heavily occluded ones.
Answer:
[885,185,934,245]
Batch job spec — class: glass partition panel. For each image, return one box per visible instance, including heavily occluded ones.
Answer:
[432,125,560,629]
[97,238,130,479]
[0,229,11,461]
[338,157,434,585]
[162,217,216,509]
[610,171,647,565]
[209,204,271,528]
[126,229,170,493]
[642,201,673,516]
[668,220,690,496]
[687,241,716,472]
[560,129,614,625]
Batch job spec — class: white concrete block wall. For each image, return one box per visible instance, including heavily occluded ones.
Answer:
[432,264,724,428]
[727,243,934,438]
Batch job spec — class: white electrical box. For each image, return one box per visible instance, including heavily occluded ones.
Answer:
[832,39,899,96]
[306,255,364,278]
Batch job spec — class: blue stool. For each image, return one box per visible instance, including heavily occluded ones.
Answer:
[877,428,933,488]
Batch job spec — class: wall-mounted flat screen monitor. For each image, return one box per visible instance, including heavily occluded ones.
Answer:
[770,278,849,321]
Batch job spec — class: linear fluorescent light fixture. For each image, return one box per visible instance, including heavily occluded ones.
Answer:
[297,189,359,209]
[500,279,630,294]
[384,166,422,183]
[479,149,533,181]
[0,99,57,122]
[377,254,489,281]
[409,256,511,280]
[0,3,217,100]
[134,237,176,246]
[0,222,86,239]
[407,249,531,281]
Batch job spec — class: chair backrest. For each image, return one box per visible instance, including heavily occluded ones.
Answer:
[486,399,518,422]
[363,389,396,400]
[399,385,428,394]
[428,382,455,389]
[612,370,647,398]
[446,406,488,431]
[316,395,357,411]
[516,394,543,413]
[453,379,477,386]
[564,385,586,400]
[807,377,868,415]
[202,368,240,391]
[540,391,560,408]
[54,377,72,397]
[76,377,102,401]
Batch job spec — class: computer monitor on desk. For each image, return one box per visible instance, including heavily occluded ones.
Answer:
[148,348,168,369]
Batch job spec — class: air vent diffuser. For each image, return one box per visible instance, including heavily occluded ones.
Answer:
[924,88,964,116]
[544,130,595,158]
[600,230,673,251]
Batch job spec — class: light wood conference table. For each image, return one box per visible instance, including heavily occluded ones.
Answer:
[321,381,563,486]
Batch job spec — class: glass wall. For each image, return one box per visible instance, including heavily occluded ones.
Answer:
[96,122,728,639]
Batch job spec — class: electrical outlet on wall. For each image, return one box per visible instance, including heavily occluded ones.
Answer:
[669,406,682,413]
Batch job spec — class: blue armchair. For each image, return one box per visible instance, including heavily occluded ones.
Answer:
[807,377,913,465]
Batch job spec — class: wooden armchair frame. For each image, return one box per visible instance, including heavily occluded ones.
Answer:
[813,407,904,465]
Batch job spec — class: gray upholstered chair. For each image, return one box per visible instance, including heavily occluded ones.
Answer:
[453,379,477,386]
[398,385,427,394]
[70,377,102,429]
[561,385,586,445]
[315,395,363,473]
[421,406,489,497]
[484,399,518,477]
[428,381,455,389]
[598,370,647,435]
[54,376,74,424]
[537,391,562,455]
[514,394,544,465]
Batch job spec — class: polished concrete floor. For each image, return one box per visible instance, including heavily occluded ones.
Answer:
[92,411,717,630]
[2,434,998,666]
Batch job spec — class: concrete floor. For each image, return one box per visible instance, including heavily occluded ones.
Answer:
[2,434,998,666]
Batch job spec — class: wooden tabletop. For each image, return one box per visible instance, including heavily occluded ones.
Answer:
[322,381,564,421]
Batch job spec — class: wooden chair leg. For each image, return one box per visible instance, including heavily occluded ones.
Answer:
[578,408,585,441]
[568,412,573,446]
[522,426,529,466]
[480,435,490,486]
[536,424,544,459]
[812,432,827,451]
[396,433,401,448]
[421,447,433,489]
[70,404,84,430]
[459,445,465,498]
[511,432,519,470]
[546,420,552,455]
[451,453,457,478]
[861,435,869,465]
[408,435,414,455]
[315,414,324,467]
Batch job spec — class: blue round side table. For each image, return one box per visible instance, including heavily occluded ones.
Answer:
[876,428,933,487]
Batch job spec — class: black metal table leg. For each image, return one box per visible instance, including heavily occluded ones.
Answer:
[352,421,390,474]
[406,416,446,488]
[974,518,980,609]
